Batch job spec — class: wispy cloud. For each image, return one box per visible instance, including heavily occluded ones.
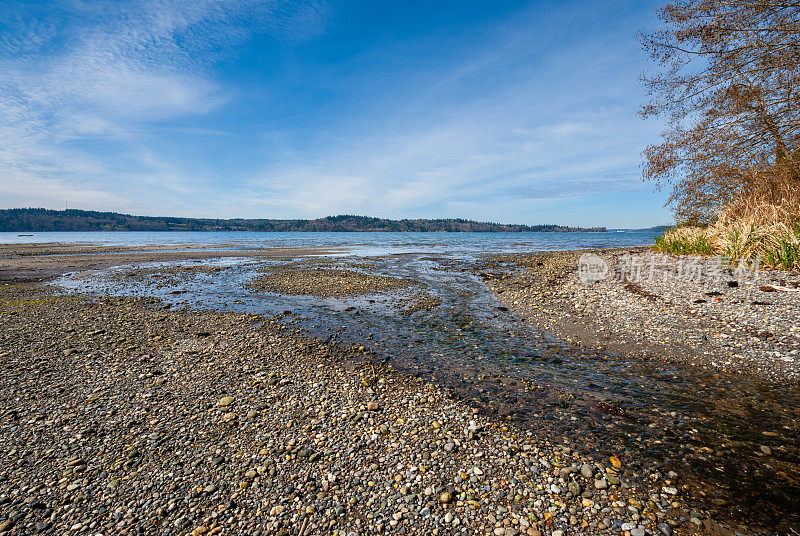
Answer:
[238,5,660,223]
[0,0,329,208]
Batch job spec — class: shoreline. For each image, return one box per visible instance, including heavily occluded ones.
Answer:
[0,244,798,534]
[478,248,800,381]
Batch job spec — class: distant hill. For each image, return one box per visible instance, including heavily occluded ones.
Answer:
[0,208,606,233]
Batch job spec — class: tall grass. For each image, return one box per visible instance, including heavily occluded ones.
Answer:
[654,176,800,270]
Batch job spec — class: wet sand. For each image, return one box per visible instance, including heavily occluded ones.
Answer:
[0,244,343,283]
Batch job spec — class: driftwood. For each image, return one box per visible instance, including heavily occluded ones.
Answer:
[760,285,800,293]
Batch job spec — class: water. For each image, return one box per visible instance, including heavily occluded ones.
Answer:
[0,230,658,253]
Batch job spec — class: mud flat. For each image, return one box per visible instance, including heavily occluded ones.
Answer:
[0,243,342,284]
[248,266,415,298]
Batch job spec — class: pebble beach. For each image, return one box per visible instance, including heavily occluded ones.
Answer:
[0,244,798,536]
[1,284,687,536]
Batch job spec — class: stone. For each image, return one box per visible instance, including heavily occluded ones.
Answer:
[657,522,673,536]
[580,464,593,478]
[439,491,453,503]
[609,455,622,468]
[594,478,608,490]
[218,396,235,407]
[367,401,379,411]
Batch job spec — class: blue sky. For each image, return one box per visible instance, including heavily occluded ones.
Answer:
[0,0,672,227]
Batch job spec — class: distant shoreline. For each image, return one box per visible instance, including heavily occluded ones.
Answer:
[0,208,609,233]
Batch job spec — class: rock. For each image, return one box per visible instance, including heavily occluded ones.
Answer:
[552,531,563,536]
[657,522,673,536]
[444,512,453,523]
[0,520,13,533]
[760,445,772,455]
[630,528,645,536]
[580,464,593,478]
[439,491,453,503]
[367,401,379,411]
[218,396,235,407]
[609,455,622,468]
[467,420,481,439]
[594,478,608,490]
[661,486,678,495]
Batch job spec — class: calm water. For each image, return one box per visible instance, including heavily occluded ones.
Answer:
[0,230,658,254]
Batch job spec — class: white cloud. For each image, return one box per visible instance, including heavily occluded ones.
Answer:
[0,0,329,210]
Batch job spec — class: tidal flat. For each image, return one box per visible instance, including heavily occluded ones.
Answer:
[0,244,798,535]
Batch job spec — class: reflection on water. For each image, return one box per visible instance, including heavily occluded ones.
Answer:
[54,252,800,532]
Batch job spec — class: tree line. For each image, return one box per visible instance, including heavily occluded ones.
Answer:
[0,209,606,233]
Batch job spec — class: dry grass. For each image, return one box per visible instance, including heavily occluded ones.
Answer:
[656,173,800,270]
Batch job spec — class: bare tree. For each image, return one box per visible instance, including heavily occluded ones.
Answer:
[640,0,800,223]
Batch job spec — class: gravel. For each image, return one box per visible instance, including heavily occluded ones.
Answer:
[480,248,800,381]
[0,282,688,535]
